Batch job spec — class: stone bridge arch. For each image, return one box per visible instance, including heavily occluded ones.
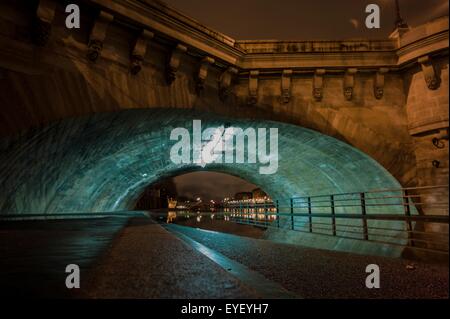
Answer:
[0,108,409,256]
[3,2,447,193]
[0,52,416,189]
[0,108,403,213]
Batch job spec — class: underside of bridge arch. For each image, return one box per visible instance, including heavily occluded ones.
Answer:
[0,108,409,256]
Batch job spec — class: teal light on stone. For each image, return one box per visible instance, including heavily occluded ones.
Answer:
[0,109,412,256]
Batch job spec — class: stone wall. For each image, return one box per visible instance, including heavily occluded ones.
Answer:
[0,0,447,255]
[233,72,415,188]
[404,55,449,249]
[405,56,449,190]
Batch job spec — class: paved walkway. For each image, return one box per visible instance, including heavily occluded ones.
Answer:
[166,223,449,298]
[0,216,448,298]
[80,218,260,298]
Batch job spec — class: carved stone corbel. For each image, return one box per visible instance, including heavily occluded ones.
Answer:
[313,69,326,101]
[374,68,389,99]
[196,57,215,94]
[166,44,188,84]
[280,70,293,104]
[87,11,114,62]
[432,128,449,149]
[33,0,57,46]
[130,30,154,75]
[247,70,259,105]
[344,68,357,101]
[418,56,440,90]
[218,67,238,101]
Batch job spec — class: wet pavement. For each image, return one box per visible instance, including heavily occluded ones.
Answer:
[0,216,448,298]
[80,217,260,298]
[166,223,449,299]
[0,217,129,298]
[171,217,266,239]
[165,224,298,299]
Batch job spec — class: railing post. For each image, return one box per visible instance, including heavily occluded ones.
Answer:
[308,196,312,232]
[239,202,243,223]
[331,195,336,236]
[276,200,280,228]
[403,189,414,247]
[290,198,295,230]
[360,192,369,240]
[264,200,268,226]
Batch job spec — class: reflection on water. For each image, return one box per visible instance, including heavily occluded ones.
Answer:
[163,208,277,225]
[167,211,177,223]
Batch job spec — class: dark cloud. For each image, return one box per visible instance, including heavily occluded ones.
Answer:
[163,0,448,40]
[172,171,257,201]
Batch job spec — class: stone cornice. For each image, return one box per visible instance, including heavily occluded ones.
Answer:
[397,30,449,67]
[86,0,448,73]
[236,39,397,53]
[239,52,399,70]
[0,0,447,76]
[89,0,244,65]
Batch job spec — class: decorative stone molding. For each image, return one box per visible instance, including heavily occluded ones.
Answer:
[130,30,154,75]
[166,44,188,84]
[247,70,259,105]
[313,69,326,101]
[87,11,114,62]
[432,160,441,168]
[432,128,449,149]
[196,56,215,94]
[344,68,357,101]
[418,56,440,90]
[33,0,57,46]
[374,68,389,99]
[280,70,293,104]
[218,67,238,101]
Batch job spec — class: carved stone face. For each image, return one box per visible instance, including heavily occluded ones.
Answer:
[166,68,176,84]
[130,55,143,75]
[219,88,229,101]
[374,87,383,99]
[426,75,439,90]
[344,87,353,100]
[247,95,257,105]
[196,79,205,95]
[87,40,103,62]
[313,88,323,101]
[281,90,290,104]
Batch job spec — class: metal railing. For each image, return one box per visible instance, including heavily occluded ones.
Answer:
[223,185,449,254]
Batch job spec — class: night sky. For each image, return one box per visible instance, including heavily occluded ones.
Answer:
[164,0,448,40]
[165,0,448,200]
[172,172,257,202]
